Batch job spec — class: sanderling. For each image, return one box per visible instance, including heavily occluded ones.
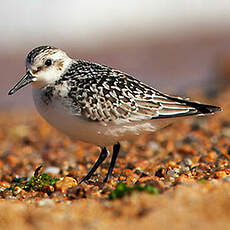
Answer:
[8,46,221,183]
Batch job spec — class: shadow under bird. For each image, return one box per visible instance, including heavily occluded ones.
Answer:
[8,46,221,183]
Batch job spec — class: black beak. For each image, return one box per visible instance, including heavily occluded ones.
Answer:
[8,71,35,95]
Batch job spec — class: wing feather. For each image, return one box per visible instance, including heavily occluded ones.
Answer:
[66,60,220,122]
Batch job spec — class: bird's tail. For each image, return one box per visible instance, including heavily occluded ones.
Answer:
[165,94,222,115]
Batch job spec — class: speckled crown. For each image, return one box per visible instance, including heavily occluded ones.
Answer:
[26,46,56,64]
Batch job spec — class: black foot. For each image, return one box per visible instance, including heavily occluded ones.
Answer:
[79,147,108,184]
[103,142,120,183]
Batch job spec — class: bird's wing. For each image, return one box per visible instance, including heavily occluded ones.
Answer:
[67,61,221,122]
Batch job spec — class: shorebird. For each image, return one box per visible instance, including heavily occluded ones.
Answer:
[8,46,221,183]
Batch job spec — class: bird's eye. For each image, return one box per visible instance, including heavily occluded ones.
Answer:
[45,59,52,67]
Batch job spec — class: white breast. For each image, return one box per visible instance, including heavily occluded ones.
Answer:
[32,87,172,147]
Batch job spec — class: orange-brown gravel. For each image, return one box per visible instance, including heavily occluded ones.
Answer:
[0,86,230,230]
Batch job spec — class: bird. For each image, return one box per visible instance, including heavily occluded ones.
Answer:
[8,45,221,184]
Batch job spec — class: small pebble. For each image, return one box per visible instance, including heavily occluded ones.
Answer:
[55,177,78,193]
[0,181,11,188]
[38,199,54,207]
[222,128,230,138]
[44,166,60,174]
[223,175,230,182]
[215,171,227,179]
[13,186,25,196]
[182,158,192,167]
[148,141,160,151]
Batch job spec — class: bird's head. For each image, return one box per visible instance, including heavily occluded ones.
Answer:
[8,46,72,95]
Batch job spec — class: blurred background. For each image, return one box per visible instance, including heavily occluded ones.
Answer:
[2,0,230,109]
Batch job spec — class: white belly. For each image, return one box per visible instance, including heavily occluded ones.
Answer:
[32,88,172,147]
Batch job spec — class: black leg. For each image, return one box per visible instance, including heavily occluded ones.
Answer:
[79,147,108,184]
[103,142,120,183]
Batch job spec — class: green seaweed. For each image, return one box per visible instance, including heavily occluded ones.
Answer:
[109,183,159,200]
[15,173,59,191]
[197,178,207,183]
[11,166,59,192]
